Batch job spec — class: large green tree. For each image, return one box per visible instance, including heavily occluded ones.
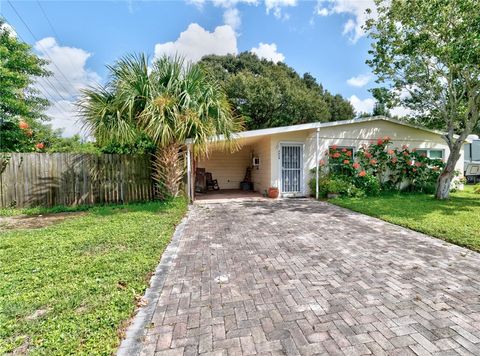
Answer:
[199,52,354,130]
[365,0,480,199]
[79,54,241,198]
[0,19,51,152]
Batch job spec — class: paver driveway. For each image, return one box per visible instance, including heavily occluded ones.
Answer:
[118,199,480,356]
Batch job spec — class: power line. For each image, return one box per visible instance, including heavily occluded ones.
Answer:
[37,0,79,73]
[7,0,79,99]
[36,1,60,39]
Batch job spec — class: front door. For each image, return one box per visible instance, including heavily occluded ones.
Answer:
[280,144,303,196]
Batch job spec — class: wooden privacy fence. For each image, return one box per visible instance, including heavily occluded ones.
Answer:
[0,153,154,208]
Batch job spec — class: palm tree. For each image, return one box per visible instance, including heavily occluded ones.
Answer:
[79,54,242,198]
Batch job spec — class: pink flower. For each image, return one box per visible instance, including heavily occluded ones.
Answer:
[332,152,341,158]
[346,151,352,157]
[319,160,325,166]
[358,170,367,177]
[377,138,384,145]
[35,143,45,150]
[391,157,398,164]
[387,149,395,155]
[365,152,372,159]
[342,148,347,152]
[331,144,338,150]
[19,121,29,130]
[402,144,409,150]
[369,159,377,165]
[343,159,350,164]
[403,151,410,156]
[415,162,422,167]
[353,162,360,169]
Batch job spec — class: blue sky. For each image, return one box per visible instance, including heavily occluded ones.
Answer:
[1,0,387,136]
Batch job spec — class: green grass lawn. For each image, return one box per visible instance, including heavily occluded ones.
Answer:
[331,185,480,252]
[0,199,187,355]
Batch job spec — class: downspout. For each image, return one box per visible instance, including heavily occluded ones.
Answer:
[315,127,320,200]
[186,144,192,203]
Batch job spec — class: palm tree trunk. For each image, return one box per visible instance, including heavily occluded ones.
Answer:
[152,143,184,199]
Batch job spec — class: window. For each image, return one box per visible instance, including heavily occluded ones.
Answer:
[416,149,444,160]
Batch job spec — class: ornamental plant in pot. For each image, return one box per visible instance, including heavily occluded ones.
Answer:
[267,187,279,199]
[326,179,342,199]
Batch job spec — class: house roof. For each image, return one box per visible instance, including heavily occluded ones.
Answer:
[186,116,450,145]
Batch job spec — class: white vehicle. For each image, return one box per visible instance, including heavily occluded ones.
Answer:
[464,135,480,183]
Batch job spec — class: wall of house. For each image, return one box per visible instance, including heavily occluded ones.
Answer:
[302,120,464,195]
[197,146,251,190]
[250,136,271,194]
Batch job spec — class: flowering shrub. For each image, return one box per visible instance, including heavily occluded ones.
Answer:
[312,137,445,197]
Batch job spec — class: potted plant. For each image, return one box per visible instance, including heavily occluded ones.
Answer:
[267,186,279,199]
[326,179,342,199]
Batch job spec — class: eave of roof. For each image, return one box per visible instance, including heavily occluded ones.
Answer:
[186,116,448,145]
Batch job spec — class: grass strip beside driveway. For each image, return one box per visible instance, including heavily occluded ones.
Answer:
[0,199,187,355]
[331,186,480,252]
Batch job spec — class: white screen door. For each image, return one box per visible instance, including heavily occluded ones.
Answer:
[281,144,302,194]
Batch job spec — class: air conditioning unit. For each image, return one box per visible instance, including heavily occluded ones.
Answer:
[252,157,260,166]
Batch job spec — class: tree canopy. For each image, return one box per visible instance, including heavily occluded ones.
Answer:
[0,19,53,152]
[79,54,241,197]
[199,52,355,130]
[365,0,480,199]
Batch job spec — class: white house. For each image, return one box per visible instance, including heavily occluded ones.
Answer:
[186,116,464,201]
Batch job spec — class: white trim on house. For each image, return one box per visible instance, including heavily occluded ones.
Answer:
[186,116,451,144]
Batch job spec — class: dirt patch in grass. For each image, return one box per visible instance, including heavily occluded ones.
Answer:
[0,211,86,231]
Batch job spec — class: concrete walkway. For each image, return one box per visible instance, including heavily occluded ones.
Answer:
[118,199,480,355]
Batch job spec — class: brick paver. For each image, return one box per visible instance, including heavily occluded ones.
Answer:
[119,199,480,355]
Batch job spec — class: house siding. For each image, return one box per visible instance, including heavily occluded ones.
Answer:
[251,136,271,194]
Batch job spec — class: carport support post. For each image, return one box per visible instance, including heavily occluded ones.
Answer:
[315,127,320,200]
[187,144,192,203]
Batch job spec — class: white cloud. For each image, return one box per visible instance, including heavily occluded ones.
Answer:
[349,95,375,115]
[186,0,206,8]
[154,23,238,63]
[187,0,295,24]
[315,0,377,43]
[265,0,297,19]
[316,7,329,16]
[346,73,372,87]
[212,0,258,7]
[250,42,285,63]
[223,7,241,30]
[33,37,100,137]
[34,37,100,98]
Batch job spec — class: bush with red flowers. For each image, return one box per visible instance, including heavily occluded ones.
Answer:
[311,137,445,197]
